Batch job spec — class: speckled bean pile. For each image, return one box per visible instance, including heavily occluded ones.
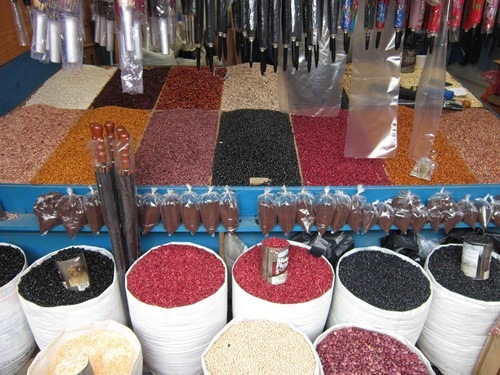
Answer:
[203,320,318,375]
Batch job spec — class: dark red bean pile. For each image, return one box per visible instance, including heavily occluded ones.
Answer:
[233,244,333,303]
[17,247,114,307]
[127,244,225,308]
[428,245,500,301]
[0,245,25,287]
[316,327,429,374]
[339,251,431,311]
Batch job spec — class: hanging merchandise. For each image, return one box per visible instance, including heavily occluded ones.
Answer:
[31,0,49,62]
[10,0,29,47]
[296,187,315,233]
[410,205,429,234]
[126,242,228,375]
[232,241,334,341]
[408,0,426,46]
[276,186,297,235]
[180,184,202,235]
[361,200,379,234]
[45,0,61,63]
[17,246,126,350]
[425,1,443,53]
[458,194,479,228]
[475,195,493,229]
[377,199,395,234]
[409,0,451,166]
[205,0,217,70]
[344,0,400,158]
[449,0,466,41]
[331,190,352,233]
[58,0,84,70]
[375,0,389,47]
[269,0,281,71]
[33,191,63,235]
[462,0,485,31]
[393,0,408,49]
[0,244,36,375]
[247,0,258,67]
[363,0,377,49]
[200,187,221,236]
[327,0,340,59]
[313,187,335,236]
[326,247,433,344]
[149,0,176,54]
[481,0,499,36]
[418,244,500,375]
[56,188,87,238]
[278,1,346,117]
[491,195,500,227]
[219,186,239,233]
[139,188,162,235]
[84,186,105,235]
[194,0,204,69]
[103,0,116,54]
[160,189,182,235]
[232,0,243,59]
[93,0,103,45]
[257,187,277,236]
[347,186,366,234]
[258,0,270,74]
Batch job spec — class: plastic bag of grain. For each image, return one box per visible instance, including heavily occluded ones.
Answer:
[0,243,36,375]
[326,247,433,344]
[202,318,322,375]
[315,324,434,374]
[27,320,142,374]
[232,240,334,341]
[17,245,126,349]
[418,244,500,375]
[126,242,227,375]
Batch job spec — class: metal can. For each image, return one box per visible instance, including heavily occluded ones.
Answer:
[261,237,289,285]
[461,233,493,280]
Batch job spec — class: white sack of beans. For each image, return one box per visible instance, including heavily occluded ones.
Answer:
[327,247,433,344]
[202,318,322,375]
[125,242,228,375]
[0,243,36,375]
[17,246,127,349]
[232,241,334,341]
[418,244,500,375]
[27,320,142,375]
[314,324,435,374]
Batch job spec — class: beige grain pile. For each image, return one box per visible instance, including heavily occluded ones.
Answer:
[25,65,117,109]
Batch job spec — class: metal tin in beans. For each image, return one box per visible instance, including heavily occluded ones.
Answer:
[461,233,493,280]
[261,237,289,285]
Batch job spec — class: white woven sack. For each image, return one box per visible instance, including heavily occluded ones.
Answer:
[314,323,435,374]
[418,244,500,375]
[231,241,334,342]
[126,242,228,375]
[202,318,323,375]
[17,245,127,349]
[326,246,433,344]
[0,243,36,375]
[27,320,142,374]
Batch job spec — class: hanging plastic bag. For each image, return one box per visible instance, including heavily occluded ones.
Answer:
[200,187,221,237]
[475,195,493,230]
[362,200,379,234]
[33,192,63,235]
[410,205,428,234]
[59,0,84,70]
[180,185,201,235]
[257,187,277,236]
[56,188,87,239]
[160,189,182,236]
[391,190,422,210]
[491,196,500,227]
[377,200,395,234]
[331,190,352,233]
[457,194,478,228]
[393,208,411,234]
[441,201,464,234]
[347,186,366,234]
[84,186,104,234]
[426,188,454,232]
[219,186,239,233]
[314,187,336,236]
[139,188,162,235]
[276,186,297,235]
[31,1,49,62]
[296,188,315,233]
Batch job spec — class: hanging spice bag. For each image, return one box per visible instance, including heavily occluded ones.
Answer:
[326,247,433,344]
[125,242,228,375]
[0,243,36,375]
[28,320,143,375]
[16,245,126,349]
[202,318,322,375]
[417,244,500,375]
[314,324,434,374]
[232,241,334,341]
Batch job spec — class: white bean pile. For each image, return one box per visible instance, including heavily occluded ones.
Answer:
[203,320,317,375]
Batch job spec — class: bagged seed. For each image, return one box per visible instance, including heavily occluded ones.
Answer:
[331,191,352,233]
[361,201,379,234]
[393,208,411,234]
[296,188,315,233]
[139,188,161,235]
[410,205,428,234]
[180,185,201,235]
[377,200,395,234]
[219,186,239,233]
[491,196,500,227]
[200,187,221,237]
[314,187,335,236]
[84,186,104,234]
[392,190,422,210]
[33,192,63,235]
[56,188,87,239]
[442,202,464,234]
[257,187,277,236]
[160,190,182,236]
[276,186,297,235]
[475,195,493,230]
[347,186,366,234]
[458,194,478,228]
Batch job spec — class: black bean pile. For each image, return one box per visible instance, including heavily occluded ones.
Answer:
[18,247,114,307]
[428,245,500,301]
[339,251,431,311]
[0,245,25,287]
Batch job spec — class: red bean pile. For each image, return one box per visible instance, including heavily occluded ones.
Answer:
[233,244,333,303]
[127,244,225,308]
[316,327,429,374]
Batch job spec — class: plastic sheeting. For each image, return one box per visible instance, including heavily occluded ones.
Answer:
[278,5,346,117]
[344,0,401,158]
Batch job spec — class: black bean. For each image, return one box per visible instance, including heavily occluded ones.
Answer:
[17,247,114,307]
[428,245,500,301]
[0,245,25,287]
[339,251,431,311]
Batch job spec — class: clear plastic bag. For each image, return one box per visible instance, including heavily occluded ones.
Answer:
[31,8,49,62]
[180,185,201,235]
[475,195,493,230]
[10,0,29,46]
[200,187,221,237]
[442,201,464,234]
[33,192,63,235]
[313,187,336,236]
[391,190,421,210]
[491,196,500,227]
[139,188,162,235]
[84,186,104,234]
[377,200,395,234]
[276,186,297,236]
[426,188,453,232]
[56,188,87,239]
[393,208,411,234]
[457,194,478,228]
[219,186,239,233]
[296,188,315,233]
[59,0,84,70]
[361,200,379,234]
[257,187,277,236]
[161,190,182,236]
[347,186,366,234]
[331,190,352,233]
[410,205,428,234]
